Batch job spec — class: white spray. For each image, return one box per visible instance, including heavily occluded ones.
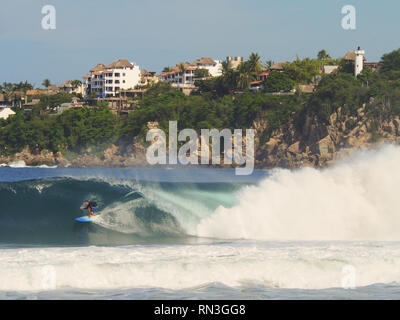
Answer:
[197,145,400,241]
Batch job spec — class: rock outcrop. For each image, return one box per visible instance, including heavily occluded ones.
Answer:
[254,103,400,169]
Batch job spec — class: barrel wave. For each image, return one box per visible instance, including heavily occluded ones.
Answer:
[0,177,239,246]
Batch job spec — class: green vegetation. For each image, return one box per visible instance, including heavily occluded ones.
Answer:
[0,102,115,155]
[42,79,51,88]
[28,93,75,118]
[1,48,400,158]
[264,71,295,93]
[0,81,33,92]
[194,68,210,79]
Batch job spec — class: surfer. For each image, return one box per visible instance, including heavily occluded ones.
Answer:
[82,200,98,218]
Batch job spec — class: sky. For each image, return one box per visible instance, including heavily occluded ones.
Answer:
[0,0,399,87]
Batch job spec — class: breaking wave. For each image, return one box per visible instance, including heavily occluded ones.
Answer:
[197,145,400,241]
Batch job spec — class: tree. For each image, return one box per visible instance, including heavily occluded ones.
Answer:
[221,60,231,75]
[339,59,354,74]
[263,71,295,93]
[317,49,331,60]
[178,63,185,73]
[284,58,322,84]
[86,91,97,100]
[247,52,263,74]
[70,80,82,88]
[308,73,368,122]
[162,66,171,73]
[42,79,51,88]
[357,67,375,87]
[194,68,210,79]
[380,48,400,73]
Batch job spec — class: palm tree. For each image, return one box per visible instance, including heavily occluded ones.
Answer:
[237,72,252,90]
[248,52,262,73]
[178,63,186,84]
[71,80,82,88]
[221,60,231,75]
[42,79,51,88]
[317,49,331,60]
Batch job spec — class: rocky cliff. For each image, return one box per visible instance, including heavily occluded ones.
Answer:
[1,103,399,169]
[255,103,400,168]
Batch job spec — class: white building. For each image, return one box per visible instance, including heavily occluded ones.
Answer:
[59,80,84,95]
[354,47,365,77]
[0,106,16,120]
[191,57,223,77]
[160,57,222,88]
[82,59,141,97]
[323,65,339,74]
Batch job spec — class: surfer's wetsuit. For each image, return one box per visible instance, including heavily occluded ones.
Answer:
[84,201,98,217]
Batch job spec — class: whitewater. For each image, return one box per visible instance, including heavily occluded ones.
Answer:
[1,145,400,299]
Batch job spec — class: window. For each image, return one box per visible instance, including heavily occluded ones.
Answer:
[123,73,125,76]
[115,80,120,84]
[115,73,120,77]
[123,80,125,83]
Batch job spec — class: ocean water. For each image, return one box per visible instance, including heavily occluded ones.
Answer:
[2,146,400,299]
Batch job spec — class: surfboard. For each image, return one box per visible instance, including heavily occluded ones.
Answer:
[75,215,95,222]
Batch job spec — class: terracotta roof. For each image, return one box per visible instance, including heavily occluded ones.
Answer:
[59,81,73,88]
[26,89,44,96]
[115,59,134,68]
[270,62,286,70]
[82,75,91,78]
[106,61,117,68]
[90,63,106,72]
[192,57,216,66]
[250,80,262,85]
[259,72,270,76]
